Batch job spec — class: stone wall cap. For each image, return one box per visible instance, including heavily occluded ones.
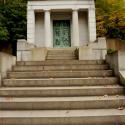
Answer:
[17,39,27,43]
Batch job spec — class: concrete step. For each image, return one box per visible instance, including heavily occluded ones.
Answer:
[48,49,75,51]
[3,77,118,87]
[47,49,76,53]
[13,65,109,71]
[47,50,75,53]
[47,53,75,55]
[0,86,124,97]
[16,60,105,66]
[1,109,125,125]
[1,96,125,110]
[47,51,75,54]
[47,55,76,57]
[46,56,76,59]
[47,53,75,56]
[47,50,77,59]
[46,56,77,60]
[7,70,113,79]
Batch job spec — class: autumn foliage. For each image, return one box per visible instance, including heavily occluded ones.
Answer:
[96,0,125,40]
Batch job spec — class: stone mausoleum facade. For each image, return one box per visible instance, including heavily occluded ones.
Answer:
[27,0,96,47]
[17,0,107,61]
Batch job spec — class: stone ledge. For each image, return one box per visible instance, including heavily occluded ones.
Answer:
[17,39,48,61]
[106,50,125,86]
[119,71,125,86]
[17,39,36,51]
[0,52,16,86]
[79,37,107,60]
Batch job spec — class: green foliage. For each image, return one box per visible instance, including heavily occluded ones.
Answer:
[0,12,9,41]
[0,27,9,41]
[107,49,117,54]
[96,0,125,40]
[0,0,27,54]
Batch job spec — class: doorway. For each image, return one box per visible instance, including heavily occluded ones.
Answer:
[53,20,71,48]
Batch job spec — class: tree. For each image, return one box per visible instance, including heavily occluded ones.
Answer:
[0,0,27,55]
[96,0,125,40]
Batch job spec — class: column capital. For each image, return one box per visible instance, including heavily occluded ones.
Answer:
[44,9,51,12]
[72,8,79,11]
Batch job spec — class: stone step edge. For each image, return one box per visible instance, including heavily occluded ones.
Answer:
[8,70,113,73]
[16,61,106,66]
[0,85,123,90]
[13,65,108,69]
[7,70,113,78]
[16,60,105,63]
[4,77,118,81]
[1,109,125,117]
[1,96,125,110]
[3,77,118,87]
[1,96,125,102]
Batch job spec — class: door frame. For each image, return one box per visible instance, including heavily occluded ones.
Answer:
[52,19,71,48]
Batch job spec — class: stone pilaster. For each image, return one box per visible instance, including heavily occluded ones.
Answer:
[88,7,96,42]
[27,9,35,44]
[72,9,79,47]
[44,9,52,47]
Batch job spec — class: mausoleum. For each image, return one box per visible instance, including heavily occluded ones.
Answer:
[27,0,96,47]
[17,0,107,61]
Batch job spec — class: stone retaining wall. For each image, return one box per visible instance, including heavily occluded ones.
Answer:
[0,52,16,86]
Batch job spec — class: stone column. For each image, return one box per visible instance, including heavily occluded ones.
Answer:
[44,9,51,47]
[88,7,96,42]
[72,9,79,47]
[27,9,35,44]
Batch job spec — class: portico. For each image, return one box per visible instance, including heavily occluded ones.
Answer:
[17,0,107,61]
[27,0,96,48]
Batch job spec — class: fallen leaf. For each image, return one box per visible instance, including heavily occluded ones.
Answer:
[66,111,69,113]
[118,107,124,110]
[104,94,108,97]
[49,78,54,79]
[5,97,13,101]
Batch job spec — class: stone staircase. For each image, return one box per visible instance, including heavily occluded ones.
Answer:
[46,48,78,60]
[1,49,125,125]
